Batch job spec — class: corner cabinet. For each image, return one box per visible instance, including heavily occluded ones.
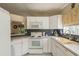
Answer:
[11,37,29,56]
[51,38,75,56]
[49,15,63,29]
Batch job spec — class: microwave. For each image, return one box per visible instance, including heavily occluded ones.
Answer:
[30,22,42,29]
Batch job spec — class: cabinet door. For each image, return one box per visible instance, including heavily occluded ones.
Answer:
[51,39,57,55]
[56,41,75,56]
[51,38,75,56]
[65,6,72,26]
[63,7,69,26]
[47,38,52,53]
[43,38,52,53]
[22,38,29,55]
[54,44,66,56]
[59,44,75,56]
[62,4,78,26]
[43,38,48,53]
[66,10,69,25]
[62,13,69,26]
[71,6,77,25]
[51,39,53,54]
[12,39,22,56]
[14,44,22,56]
[67,9,72,25]
[62,14,66,26]
[76,5,79,24]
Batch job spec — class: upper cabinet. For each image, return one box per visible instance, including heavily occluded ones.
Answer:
[49,15,63,29]
[27,16,49,29]
[62,4,79,26]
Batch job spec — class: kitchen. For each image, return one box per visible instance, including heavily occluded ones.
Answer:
[0,3,79,56]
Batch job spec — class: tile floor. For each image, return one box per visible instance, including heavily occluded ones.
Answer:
[23,53,52,56]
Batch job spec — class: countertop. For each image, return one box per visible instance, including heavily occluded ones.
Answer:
[11,36,50,40]
[11,33,26,37]
[51,36,79,56]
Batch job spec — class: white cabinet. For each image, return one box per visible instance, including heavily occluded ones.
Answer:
[12,39,22,56]
[51,38,75,56]
[43,38,48,53]
[49,15,63,29]
[27,16,49,29]
[13,43,22,56]
[51,39,56,55]
[0,7,11,56]
[48,38,52,53]
[12,37,29,56]
[53,42,66,56]
[43,37,52,53]
[22,37,29,55]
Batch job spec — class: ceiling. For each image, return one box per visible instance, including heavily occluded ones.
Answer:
[0,3,69,16]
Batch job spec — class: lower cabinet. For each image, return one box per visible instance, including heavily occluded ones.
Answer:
[12,39,22,56]
[43,38,48,53]
[22,38,29,55]
[12,37,75,56]
[51,38,75,56]
[54,44,66,56]
[13,43,22,56]
[12,37,29,56]
[43,37,52,53]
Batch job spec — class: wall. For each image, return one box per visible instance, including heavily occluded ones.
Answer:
[63,25,79,35]
[62,4,79,35]
[11,21,22,34]
[27,16,49,29]
[11,14,25,34]
[0,7,11,56]
[10,14,25,24]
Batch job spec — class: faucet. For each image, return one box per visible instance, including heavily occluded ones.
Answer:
[64,30,72,40]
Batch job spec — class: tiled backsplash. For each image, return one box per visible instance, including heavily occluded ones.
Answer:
[63,25,79,35]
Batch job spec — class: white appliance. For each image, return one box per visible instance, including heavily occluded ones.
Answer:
[31,32,42,37]
[29,37,43,49]
[30,22,42,29]
[29,32,43,54]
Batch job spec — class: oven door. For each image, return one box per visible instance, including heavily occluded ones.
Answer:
[29,38,43,49]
